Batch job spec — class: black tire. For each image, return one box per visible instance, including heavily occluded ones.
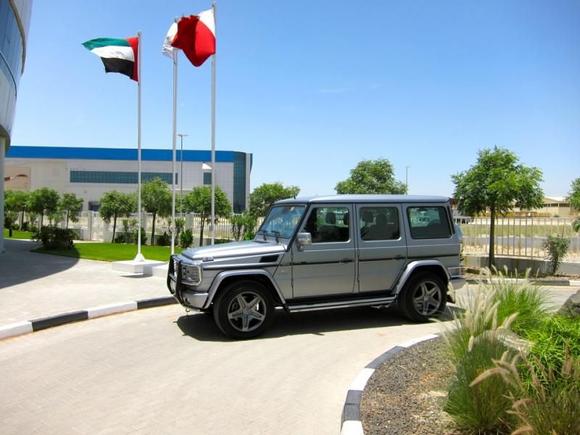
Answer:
[213,280,275,339]
[399,272,447,322]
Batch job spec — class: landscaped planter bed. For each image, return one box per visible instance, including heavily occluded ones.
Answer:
[361,337,461,435]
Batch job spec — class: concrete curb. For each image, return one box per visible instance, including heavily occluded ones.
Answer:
[340,333,440,435]
[466,278,580,286]
[0,296,177,341]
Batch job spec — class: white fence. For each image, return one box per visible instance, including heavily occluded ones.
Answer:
[63,212,241,245]
[459,217,580,261]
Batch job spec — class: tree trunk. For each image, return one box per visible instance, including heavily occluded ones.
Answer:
[19,211,23,230]
[488,207,496,269]
[66,211,69,229]
[199,217,205,247]
[39,214,44,229]
[112,213,117,243]
[151,212,157,246]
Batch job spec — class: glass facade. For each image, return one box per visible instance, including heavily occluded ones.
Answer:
[70,170,176,184]
[232,152,247,213]
[0,0,23,91]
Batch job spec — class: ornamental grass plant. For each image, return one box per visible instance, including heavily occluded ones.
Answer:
[443,279,520,433]
[471,351,580,435]
[444,268,578,434]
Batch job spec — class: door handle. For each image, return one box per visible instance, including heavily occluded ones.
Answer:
[340,258,353,263]
[394,255,404,260]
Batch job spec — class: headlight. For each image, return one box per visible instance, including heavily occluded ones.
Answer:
[182,263,202,286]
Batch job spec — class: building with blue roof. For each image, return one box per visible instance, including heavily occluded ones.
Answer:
[5,146,252,213]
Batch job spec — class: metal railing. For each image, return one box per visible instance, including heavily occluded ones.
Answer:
[458,216,580,261]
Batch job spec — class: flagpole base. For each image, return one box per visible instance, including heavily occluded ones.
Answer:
[133,253,146,262]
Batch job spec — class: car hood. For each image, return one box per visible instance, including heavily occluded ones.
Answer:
[180,240,286,262]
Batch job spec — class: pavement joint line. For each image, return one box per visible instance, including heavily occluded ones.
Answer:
[340,333,441,435]
[0,296,177,341]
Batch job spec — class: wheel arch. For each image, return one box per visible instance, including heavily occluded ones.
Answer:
[204,270,285,309]
[394,260,450,297]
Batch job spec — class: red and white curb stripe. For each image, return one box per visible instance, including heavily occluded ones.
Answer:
[0,296,177,341]
[340,333,440,435]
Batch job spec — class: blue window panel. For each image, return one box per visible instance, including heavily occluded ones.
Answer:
[70,170,176,184]
[7,146,238,163]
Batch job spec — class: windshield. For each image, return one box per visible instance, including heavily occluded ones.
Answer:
[258,205,306,239]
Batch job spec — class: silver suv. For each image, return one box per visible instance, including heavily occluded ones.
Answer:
[167,195,464,339]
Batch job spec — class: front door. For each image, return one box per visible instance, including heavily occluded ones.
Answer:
[291,204,355,298]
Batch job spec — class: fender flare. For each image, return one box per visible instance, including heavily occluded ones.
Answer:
[203,269,286,309]
[394,260,450,296]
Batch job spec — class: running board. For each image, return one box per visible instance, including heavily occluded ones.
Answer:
[286,296,397,313]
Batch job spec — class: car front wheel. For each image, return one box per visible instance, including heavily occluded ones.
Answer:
[213,280,274,339]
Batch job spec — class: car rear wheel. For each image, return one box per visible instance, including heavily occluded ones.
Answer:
[399,272,447,322]
[213,280,274,339]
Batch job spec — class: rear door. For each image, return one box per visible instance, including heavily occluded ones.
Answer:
[356,204,407,292]
[291,204,355,298]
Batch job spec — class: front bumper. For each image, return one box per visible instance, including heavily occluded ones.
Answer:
[167,255,209,310]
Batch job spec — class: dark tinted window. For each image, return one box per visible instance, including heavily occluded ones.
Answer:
[407,206,451,239]
[360,207,400,241]
[303,207,349,243]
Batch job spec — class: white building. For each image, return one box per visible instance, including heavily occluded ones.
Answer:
[5,146,252,213]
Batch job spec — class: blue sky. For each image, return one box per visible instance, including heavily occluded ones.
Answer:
[11,0,580,197]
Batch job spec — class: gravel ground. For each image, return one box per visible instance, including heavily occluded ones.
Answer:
[361,338,462,435]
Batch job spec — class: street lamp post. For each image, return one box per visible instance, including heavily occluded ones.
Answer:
[177,133,188,218]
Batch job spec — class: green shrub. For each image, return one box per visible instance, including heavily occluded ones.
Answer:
[33,226,75,250]
[156,232,171,246]
[180,229,193,248]
[544,235,570,275]
[523,315,580,382]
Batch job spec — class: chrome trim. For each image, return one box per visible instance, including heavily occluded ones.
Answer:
[203,262,279,270]
[288,296,396,313]
[394,260,451,296]
[203,269,287,310]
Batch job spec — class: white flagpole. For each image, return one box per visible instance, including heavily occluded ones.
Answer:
[170,47,178,255]
[134,31,145,262]
[210,0,217,245]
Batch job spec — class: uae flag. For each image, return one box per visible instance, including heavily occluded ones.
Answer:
[163,9,216,67]
[82,37,139,81]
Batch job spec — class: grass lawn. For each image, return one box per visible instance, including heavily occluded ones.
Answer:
[33,242,183,262]
[2,229,34,239]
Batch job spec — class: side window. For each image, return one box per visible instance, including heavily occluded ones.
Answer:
[407,206,451,239]
[303,207,349,243]
[359,207,400,241]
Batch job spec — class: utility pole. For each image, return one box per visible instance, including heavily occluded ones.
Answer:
[177,133,188,218]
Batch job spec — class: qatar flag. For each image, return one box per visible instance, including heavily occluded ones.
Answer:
[164,9,216,67]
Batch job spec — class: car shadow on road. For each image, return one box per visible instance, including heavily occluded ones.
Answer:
[0,239,80,289]
[176,305,463,342]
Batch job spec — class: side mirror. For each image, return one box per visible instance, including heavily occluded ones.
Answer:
[296,232,312,250]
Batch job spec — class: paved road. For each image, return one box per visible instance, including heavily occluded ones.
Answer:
[0,305,443,435]
[0,240,167,324]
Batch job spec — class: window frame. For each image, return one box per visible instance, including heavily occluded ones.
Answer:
[406,205,453,240]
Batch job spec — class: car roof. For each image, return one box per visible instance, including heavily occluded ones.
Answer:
[275,194,450,205]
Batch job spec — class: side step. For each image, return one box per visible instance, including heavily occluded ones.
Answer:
[287,296,397,313]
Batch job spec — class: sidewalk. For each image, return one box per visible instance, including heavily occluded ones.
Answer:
[0,239,169,324]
